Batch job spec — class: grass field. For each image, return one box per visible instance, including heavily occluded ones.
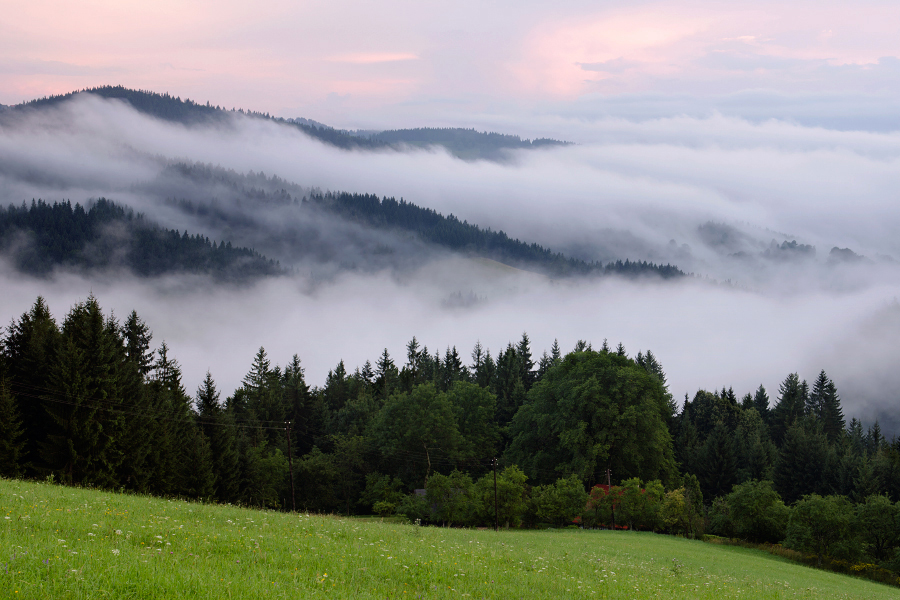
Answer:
[1,478,895,599]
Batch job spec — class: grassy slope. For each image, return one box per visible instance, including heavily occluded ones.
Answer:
[1,478,894,600]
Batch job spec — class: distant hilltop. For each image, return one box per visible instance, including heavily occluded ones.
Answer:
[9,85,571,160]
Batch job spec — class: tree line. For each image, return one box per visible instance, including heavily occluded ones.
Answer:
[0,199,283,279]
[312,192,684,279]
[8,86,570,159]
[1,191,684,281]
[2,295,899,578]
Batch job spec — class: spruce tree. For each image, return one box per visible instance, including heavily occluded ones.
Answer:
[439,346,465,391]
[240,347,285,447]
[42,296,125,487]
[636,350,667,390]
[550,339,561,365]
[375,348,398,399]
[752,385,770,424]
[493,344,525,428]
[146,342,197,495]
[481,349,496,390]
[470,340,484,378]
[516,333,534,390]
[811,373,845,443]
[182,427,216,499]
[115,326,154,493]
[536,350,552,380]
[213,410,242,503]
[698,420,736,500]
[770,373,807,445]
[732,408,776,482]
[2,296,60,475]
[402,337,423,391]
[773,422,834,503]
[0,378,26,477]
[808,370,829,417]
[867,421,885,454]
[123,310,153,377]
[323,361,349,413]
[198,372,241,503]
[283,355,321,456]
[471,343,495,389]
[674,416,701,476]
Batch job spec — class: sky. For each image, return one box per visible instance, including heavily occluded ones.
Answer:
[2,1,900,130]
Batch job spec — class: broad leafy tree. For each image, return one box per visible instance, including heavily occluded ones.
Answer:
[506,348,677,486]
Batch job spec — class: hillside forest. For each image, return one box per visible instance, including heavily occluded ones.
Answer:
[0,196,681,281]
[2,295,900,578]
[7,86,569,160]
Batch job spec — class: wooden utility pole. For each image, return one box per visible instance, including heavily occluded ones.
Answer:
[493,458,499,532]
[286,421,296,513]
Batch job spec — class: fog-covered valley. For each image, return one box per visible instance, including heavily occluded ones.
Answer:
[2,90,899,432]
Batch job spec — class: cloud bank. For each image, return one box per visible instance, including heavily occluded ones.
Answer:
[1,95,899,432]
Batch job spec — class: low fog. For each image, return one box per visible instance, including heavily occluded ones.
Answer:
[2,94,899,431]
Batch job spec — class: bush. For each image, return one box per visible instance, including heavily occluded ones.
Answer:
[473,465,529,528]
[726,480,789,543]
[707,496,733,538]
[532,474,588,527]
[372,501,396,517]
[425,470,474,526]
[856,494,900,563]
[661,487,704,538]
[785,494,857,564]
[396,493,430,523]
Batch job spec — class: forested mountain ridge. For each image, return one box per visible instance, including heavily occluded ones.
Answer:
[14,85,227,125]
[2,89,685,278]
[0,198,283,279]
[311,191,684,278]
[0,162,684,280]
[7,86,570,159]
[144,162,684,278]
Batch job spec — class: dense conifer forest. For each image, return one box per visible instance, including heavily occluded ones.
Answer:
[0,199,283,279]
[2,296,899,578]
[310,191,684,278]
[0,192,682,280]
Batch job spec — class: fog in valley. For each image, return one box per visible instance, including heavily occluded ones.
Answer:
[2,94,899,431]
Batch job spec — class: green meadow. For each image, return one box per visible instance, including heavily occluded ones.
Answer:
[1,478,894,600]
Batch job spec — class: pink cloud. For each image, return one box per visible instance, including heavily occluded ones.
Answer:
[1,0,899,116]
[510,2,900,97]
[328,53,419,64]
[514,9,712,96]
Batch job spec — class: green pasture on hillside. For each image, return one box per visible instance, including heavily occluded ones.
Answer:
[1,478,894,599]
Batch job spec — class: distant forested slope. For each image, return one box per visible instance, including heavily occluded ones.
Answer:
[312,191,683,278]
[16,85,227,125]
[10,86,570,158]
[0,199,282,279]
[4,89,681,278]
[151,162,684,278]
[371,128,567,159]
